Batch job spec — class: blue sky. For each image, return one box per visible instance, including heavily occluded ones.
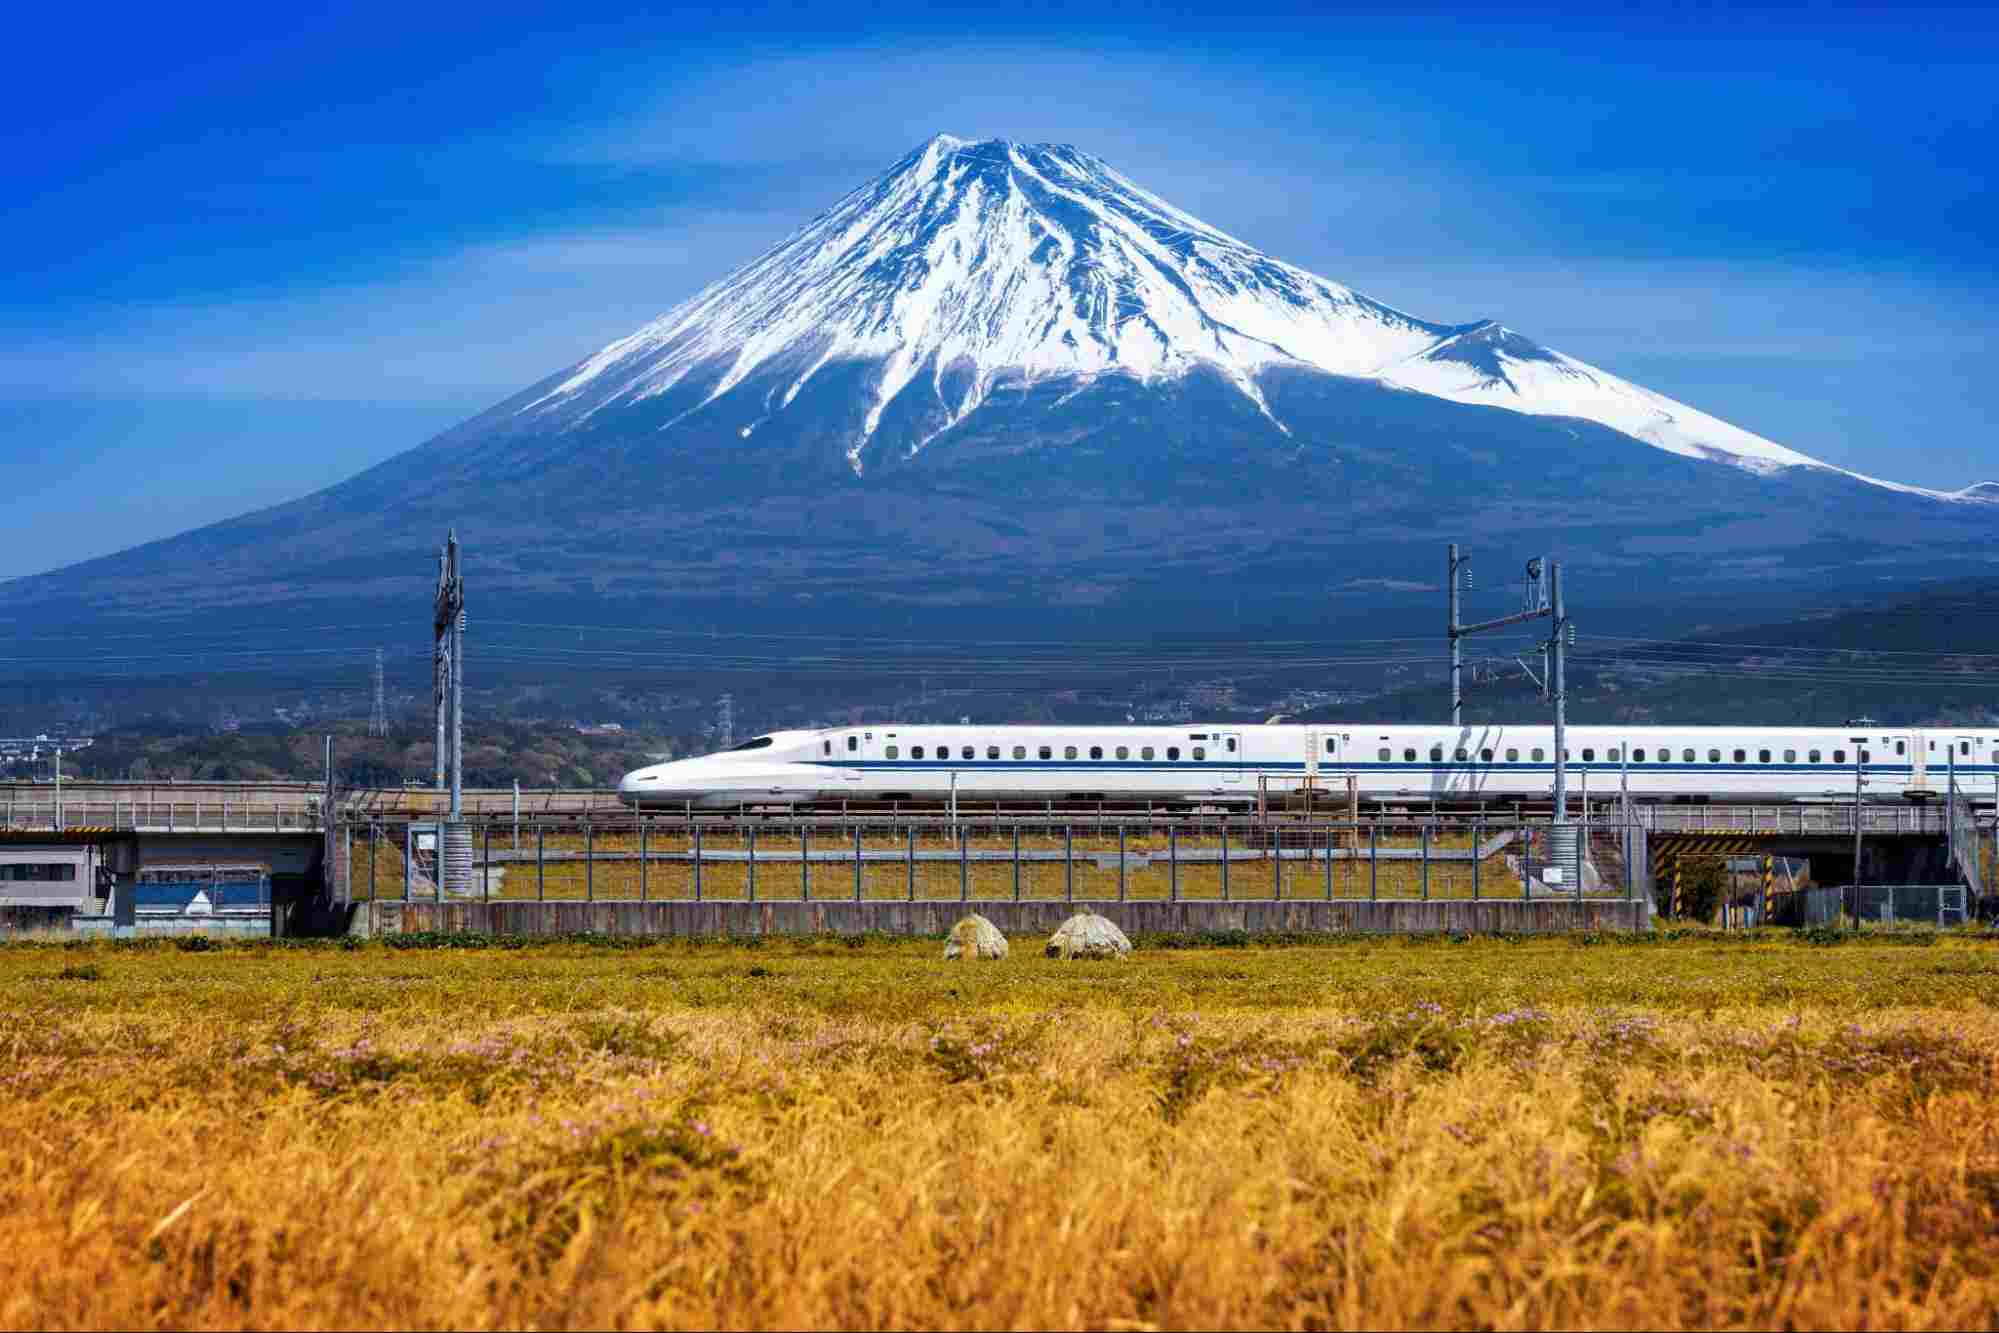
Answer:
[4,2,1995,577]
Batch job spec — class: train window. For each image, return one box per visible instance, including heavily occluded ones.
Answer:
[1064,746,1078,760]
[1732,749,1745,763]
[823,741,831,755]
[962,746,974,760]
[1532,748,1545,762]
[1013,746,1026,759]
[1089,746,1103,760]
[1404,748,1417,762]
[1682,748,1694,762]
[847,736,857,752]
[1506,748,1519,761]
[1962,741,1972,756]
[1809,750,1821,762]
[912,746,925,759]
[1429,746,1444,762]
[1167,746,1180,760]
[1759,749,1771,763]
[1897,740,1907,756]
[987,746,1000,760]
[1582,748,1594,762]
[1708,749,1721,763]
[1116,746,1129,760]
[1227,738,1237,753]
[1142,747,1155,760]
[728,736,775,751]
[886,745,899,759]
[1038,746,1052,760]
[1480,748,1493,762]
[1784,749,1796,762]
[1192,746,1207,760]
[1326,738,1337,754]
[1608,747,1621,762]
[1378,748,1391,761]
[1634,749,1646,762]
[1860,749,1871,764]
[1454,747,1468,762]
[1833,749,1845,763]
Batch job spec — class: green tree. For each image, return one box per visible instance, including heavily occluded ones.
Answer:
[1669,855,1728,924]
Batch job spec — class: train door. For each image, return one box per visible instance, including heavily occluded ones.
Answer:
[1216,731,1243,785]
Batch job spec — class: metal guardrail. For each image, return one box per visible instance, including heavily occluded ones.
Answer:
[0,801,323,833]
[1634,805,1950,835]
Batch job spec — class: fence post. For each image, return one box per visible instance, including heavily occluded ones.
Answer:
[906,826,916,901]
[483,821,492,903]
[536,825,545,902]
[1472,818,1481,901]
[960,825,969,902]
[1271,824,1281,900]
[1169,825,1179,901]
[747,825,757,903]
[1221,820,1231,902]
[801,826,811,902]
[1012,825,1021,902]
[1325,823,1334,900]
[693,824,703,902]
[1118,824,1128,903]
[585,820,594,903]
[369,821,378,901]
[1421,824,1430,901]
[639,817,648,904]
[853,826,863,902]
[1369,820,1378,901]
[1064,825,1074,902]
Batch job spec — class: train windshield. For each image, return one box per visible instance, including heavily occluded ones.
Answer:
[727,736,775,751]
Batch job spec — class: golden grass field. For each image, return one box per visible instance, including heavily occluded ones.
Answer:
[7,929,1998,1329]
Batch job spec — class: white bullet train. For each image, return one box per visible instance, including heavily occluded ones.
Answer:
[618,722,1999,808]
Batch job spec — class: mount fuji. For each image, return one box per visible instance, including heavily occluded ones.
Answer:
[7,134,1995,631]
[520,134,1863,486]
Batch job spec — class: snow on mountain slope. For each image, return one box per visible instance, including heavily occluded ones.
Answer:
[1377,322,1823,475]
[518,133,1950,496]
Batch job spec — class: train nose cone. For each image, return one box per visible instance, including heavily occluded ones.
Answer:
[618,767,659,799]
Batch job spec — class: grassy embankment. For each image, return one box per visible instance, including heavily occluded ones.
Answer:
[6,931,1999,1329]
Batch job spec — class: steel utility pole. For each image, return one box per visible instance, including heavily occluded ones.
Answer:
[370,648,388,738]
[433,532,466,820]
[1851,736,1867,920]
[1447,544,1467,727]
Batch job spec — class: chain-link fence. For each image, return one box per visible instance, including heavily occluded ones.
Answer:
[335,815,1647,906]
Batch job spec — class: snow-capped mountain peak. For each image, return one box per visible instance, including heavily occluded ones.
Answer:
[517,134,1947,495]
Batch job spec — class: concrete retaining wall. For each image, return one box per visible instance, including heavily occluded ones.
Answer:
[352,897,1650,938]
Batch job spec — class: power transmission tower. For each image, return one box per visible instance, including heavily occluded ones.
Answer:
[369,648,388,738]
[717,693,734,749]
[1447,547,1575,888]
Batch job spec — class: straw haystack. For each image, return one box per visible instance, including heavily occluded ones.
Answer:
[943,913,1009,960]
[1044,911,1132,960]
